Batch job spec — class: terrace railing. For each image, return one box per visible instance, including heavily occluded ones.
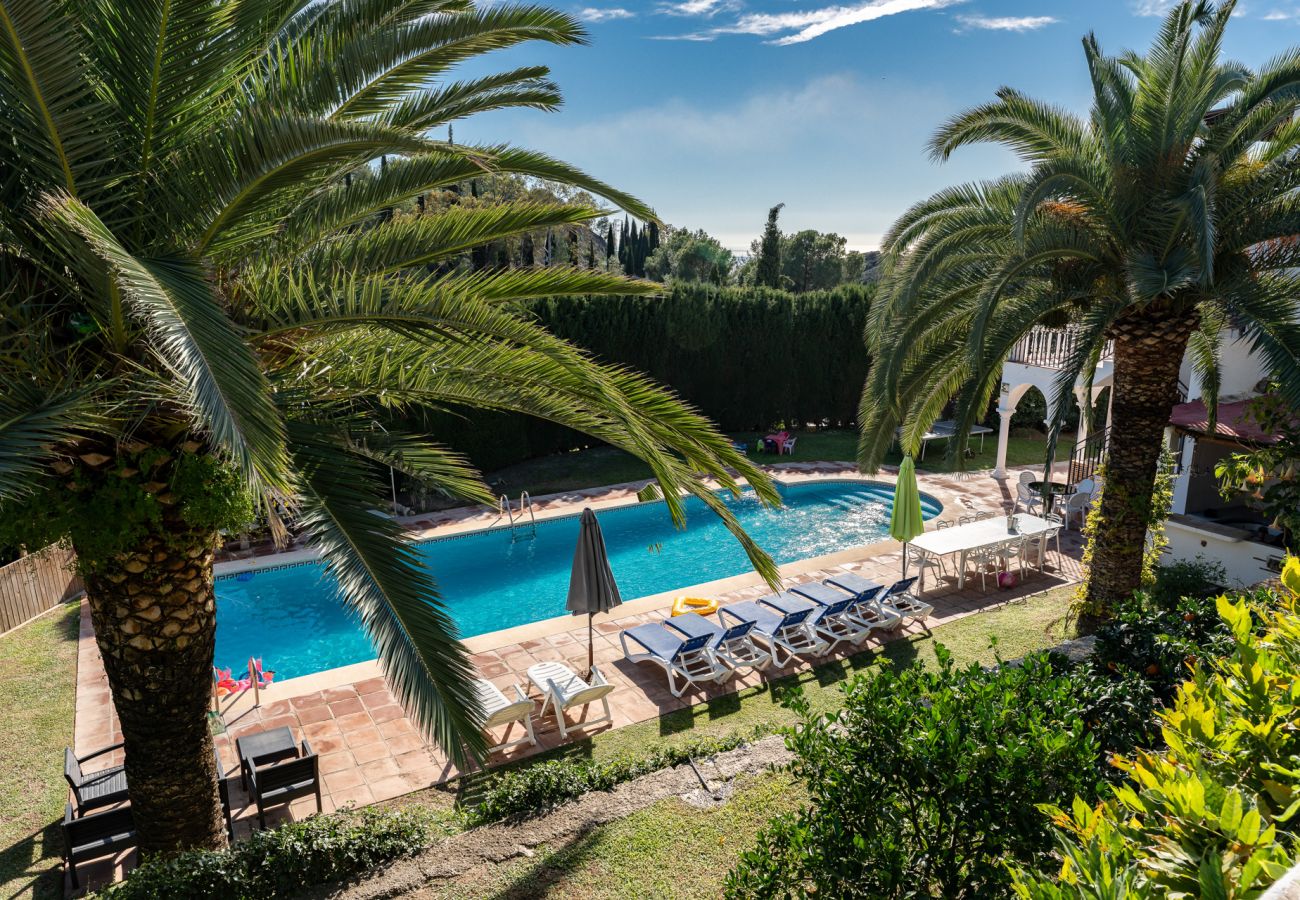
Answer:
[1008,327,1114,370]
[1068,427,1110,486]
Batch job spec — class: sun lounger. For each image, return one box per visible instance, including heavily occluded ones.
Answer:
[620,622,724,696]
[824,572,910,628]
[663,611,773,675]
[880,576,933,622]
[822,578,904,633]
[474,678,537,754]
[527,662,615,740]
[719,595,826,667]
[788,582,876,650]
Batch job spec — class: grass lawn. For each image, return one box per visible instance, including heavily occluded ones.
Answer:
[429,771,806,900]
[0,602,81,900]
[487,428,1073,499]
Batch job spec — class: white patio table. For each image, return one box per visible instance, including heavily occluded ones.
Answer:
[907,514,1054,590]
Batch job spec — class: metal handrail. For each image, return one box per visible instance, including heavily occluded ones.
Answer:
[513,492,537,541]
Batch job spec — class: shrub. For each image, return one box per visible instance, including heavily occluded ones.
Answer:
[1090,578,1257,705]
[724,649,1105,899]
[463,729,763,826]
[98,806,437,899]
[1011,572,1300,898]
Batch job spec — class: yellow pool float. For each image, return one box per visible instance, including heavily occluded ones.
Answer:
[671,595,720,617]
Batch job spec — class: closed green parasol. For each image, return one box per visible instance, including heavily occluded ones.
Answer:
[891,456,925,573]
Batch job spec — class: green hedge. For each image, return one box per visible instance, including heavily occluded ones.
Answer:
[97,807,437,899]
[430,283,874,472]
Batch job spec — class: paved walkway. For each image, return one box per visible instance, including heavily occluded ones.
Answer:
[70,462,1085,891]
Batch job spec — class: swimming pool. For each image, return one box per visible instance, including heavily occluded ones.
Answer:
[215,480,941,679]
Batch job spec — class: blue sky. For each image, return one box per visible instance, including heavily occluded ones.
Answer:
[460,1,1300,250]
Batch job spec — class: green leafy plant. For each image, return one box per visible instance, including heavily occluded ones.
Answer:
[1011,572,1300,898]
[97,806,440,899]
[724,649,1106,899]
[1215,391,1300,550]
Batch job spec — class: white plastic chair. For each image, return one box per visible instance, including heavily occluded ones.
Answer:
[1016,482,1044,515]
[779,436,798,455]
[527,662,615,741]
[968,542,1005,591]
[1018,471,1037,486]
[1062,492,1091,530]
[907,543,947,582]
[999,537,1030,577]
[974,511,997,522]
[473,679,537,755]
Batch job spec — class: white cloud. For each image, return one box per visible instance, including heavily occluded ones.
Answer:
[1261,8,1300,20]
[956,14,1057,32]
[658,0,738,17]
[1131,0,1178,15]
[654,0,967,44]
[578,6,634,21]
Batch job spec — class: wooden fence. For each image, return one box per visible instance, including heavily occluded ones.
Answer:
[0,545,82,634]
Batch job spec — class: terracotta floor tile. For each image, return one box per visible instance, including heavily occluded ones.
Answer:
[385,733,425,756]
[289,692,326,710]
[330,784,375,809]
[328,697,365,718]
[324,768,366,793]
[352,677,387,696]
[360,756,401,782]
[360,690,395,710]
[369,775,410,803]
[318,750,355,775]
[302,720,342,743]
[344,725,384,749]
[310,735,347,756]
[367,704,404,725]
[350,740,390,764]
[322,686,358,704]
[377,717,415,740]
[335,711,373,732]
[295,704,334,725]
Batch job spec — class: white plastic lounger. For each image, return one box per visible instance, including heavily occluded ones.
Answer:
[620,622,724,697]
[526,662,615,741]
[719,595,826,667]
[824,572,908,629]
[663,611,772,675]
[879,576,933,622]
[820,578,904,634]
[788,582,874,650]
[473,678,537,755]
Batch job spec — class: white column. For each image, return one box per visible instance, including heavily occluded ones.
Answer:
[992,403,1015,479]
[1073,387,1090,446]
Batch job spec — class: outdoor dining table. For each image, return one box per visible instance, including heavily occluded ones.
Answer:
[907,514,1054,591]
[1029,480,1075,514]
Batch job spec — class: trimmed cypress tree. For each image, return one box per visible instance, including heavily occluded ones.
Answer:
[605,221,616,259]
[755,203,784,288]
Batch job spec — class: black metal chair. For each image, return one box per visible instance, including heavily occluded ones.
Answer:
[247,740,321,829]
[63,744,128,817]
[213,744,234,841]
[62,801,135,889]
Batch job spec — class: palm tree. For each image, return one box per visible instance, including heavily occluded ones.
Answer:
[0,0,779,854]
[858,0,1300,619]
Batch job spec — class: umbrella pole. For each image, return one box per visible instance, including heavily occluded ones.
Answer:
[587,613,595,681]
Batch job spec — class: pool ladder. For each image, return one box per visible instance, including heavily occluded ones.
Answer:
[496,492,537,542]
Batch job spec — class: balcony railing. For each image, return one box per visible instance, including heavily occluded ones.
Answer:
[1007,327,1114,370]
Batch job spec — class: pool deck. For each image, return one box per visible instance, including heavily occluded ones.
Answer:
[70,461,1086,890]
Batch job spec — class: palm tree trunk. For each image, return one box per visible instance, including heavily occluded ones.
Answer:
[81,524,227,854]
[1081,308,1197,621]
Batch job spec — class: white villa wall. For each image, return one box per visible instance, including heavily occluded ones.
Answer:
[1165,518,1283,589]
[1180,329,1270,402]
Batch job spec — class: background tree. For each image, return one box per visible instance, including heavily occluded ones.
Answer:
[645,226,734,285]
[753,203,785,288]
[781,230,849,293]
[0,0,779,854]
[857,0,1300,618]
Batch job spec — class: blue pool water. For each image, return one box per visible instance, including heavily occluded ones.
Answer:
[214,480,941,679]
